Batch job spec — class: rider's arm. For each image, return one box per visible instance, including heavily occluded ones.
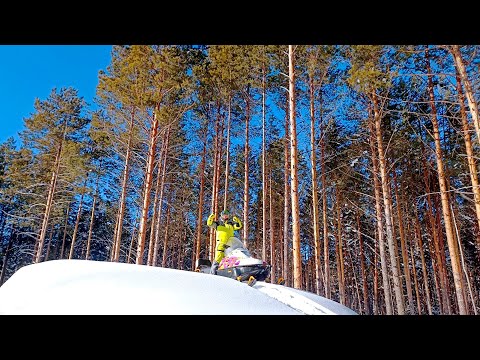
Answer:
[232,215,243,230]
[207,213,218,229]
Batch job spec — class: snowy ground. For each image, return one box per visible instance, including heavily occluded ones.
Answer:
[0,259,357,315]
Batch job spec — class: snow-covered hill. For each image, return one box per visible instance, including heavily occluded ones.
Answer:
[0,259,357,315]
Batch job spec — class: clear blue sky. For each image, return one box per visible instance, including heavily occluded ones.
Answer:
[0,45,113,144]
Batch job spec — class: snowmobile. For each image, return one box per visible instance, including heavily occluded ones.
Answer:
[195,237,271,285]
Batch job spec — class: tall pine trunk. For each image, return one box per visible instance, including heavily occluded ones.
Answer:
[372,90,405,314]
[112,109,135,262]
[321,100,330,298]
[369,113,393,314]
[425,48,467,314]
[86,169,100,260]
[289,45,302,289]
[243,92,251,247]
[283,95,290,286]
[35,119,67,263]
[153,126,171,266]
[449,45,480,147]
[455,70,480,244]
[69,174,88,259]
[358,212,370,314]
[262,67,267,261]
[136,108,159,265]
[194,128,207,266]
[309,74,322,296]
[393,171,414,313]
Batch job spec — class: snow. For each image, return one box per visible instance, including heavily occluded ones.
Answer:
[0,259,357,315]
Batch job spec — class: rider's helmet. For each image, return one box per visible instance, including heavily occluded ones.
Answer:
[220,209,231,221]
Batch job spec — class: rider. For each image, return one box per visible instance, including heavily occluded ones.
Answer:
[206,209,243,275]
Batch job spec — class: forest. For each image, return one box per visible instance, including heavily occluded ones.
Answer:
[0,45,479,315]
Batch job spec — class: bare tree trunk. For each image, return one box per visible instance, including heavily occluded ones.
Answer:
[372,90,405,314]
[357,212,370,314]
[423,159,450,313]
[0,230,14,285]
[368,113,393,314]
[223,95,232,211]
[69,175,89,260]
[309,74,322,296]
[393,171,414,313]
[449,45,480,146]
[269,171,276,282]
[288,45,302,289]
[35,127,65,263]
[335,185,345,304]
[283,95,290,286]
[161,205,171,268]
[209,105,222,260]
[243,92,251,247]
[321,106,330,299]
[410,229,422,315]
[112,108,135,262]
[149,126,170,266]
[455,70,480,244]
[59,202,71,259]
[194,128,207,266]
[373,229,379,314]
[346,238,362,313]
[86,168,100,260]
[426,48,467,314]
[147,134,164,266]
[136,109,159,265]
[451,203,477,314]
[414,208,433,314]
[262,67,267,261]
[45,225,54,261]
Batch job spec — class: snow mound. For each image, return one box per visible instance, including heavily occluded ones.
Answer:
[0,259,356,315]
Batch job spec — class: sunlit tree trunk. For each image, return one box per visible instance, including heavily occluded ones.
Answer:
[455,70,480,244]
[373,229,379,314]
[283,95,290,286]
[136,108,159,265]
[357,212,370,314]
[372,90,405,314]
[223,95,232,210]
[161,204,171,267]
[45,225,54,261]
[393,171,414,313]
[368,114,393,314]
[415,208,433,314]
[309,73,322,296]
[69,174,89,260]
[425,48,467,314]
[321,102,330,299]
[35,120,67,263]
[153,127,171,267]
[449,45,480,147]
[112,108,135,262]
[86,168,100,260]
[289,45,302,289]
[194,128,207,266]
[269,172,276,282]
[243,91,251,247]
[59,202,71,259]
[409,230,422,314]
[262,67,267,261]
[209,105,221,260]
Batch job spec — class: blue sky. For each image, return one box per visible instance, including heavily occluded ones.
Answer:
[0,45,113,144]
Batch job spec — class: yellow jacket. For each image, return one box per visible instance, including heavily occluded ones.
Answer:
[207,213,243,263]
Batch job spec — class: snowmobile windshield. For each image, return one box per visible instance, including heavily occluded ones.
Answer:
[224,237,251,257]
